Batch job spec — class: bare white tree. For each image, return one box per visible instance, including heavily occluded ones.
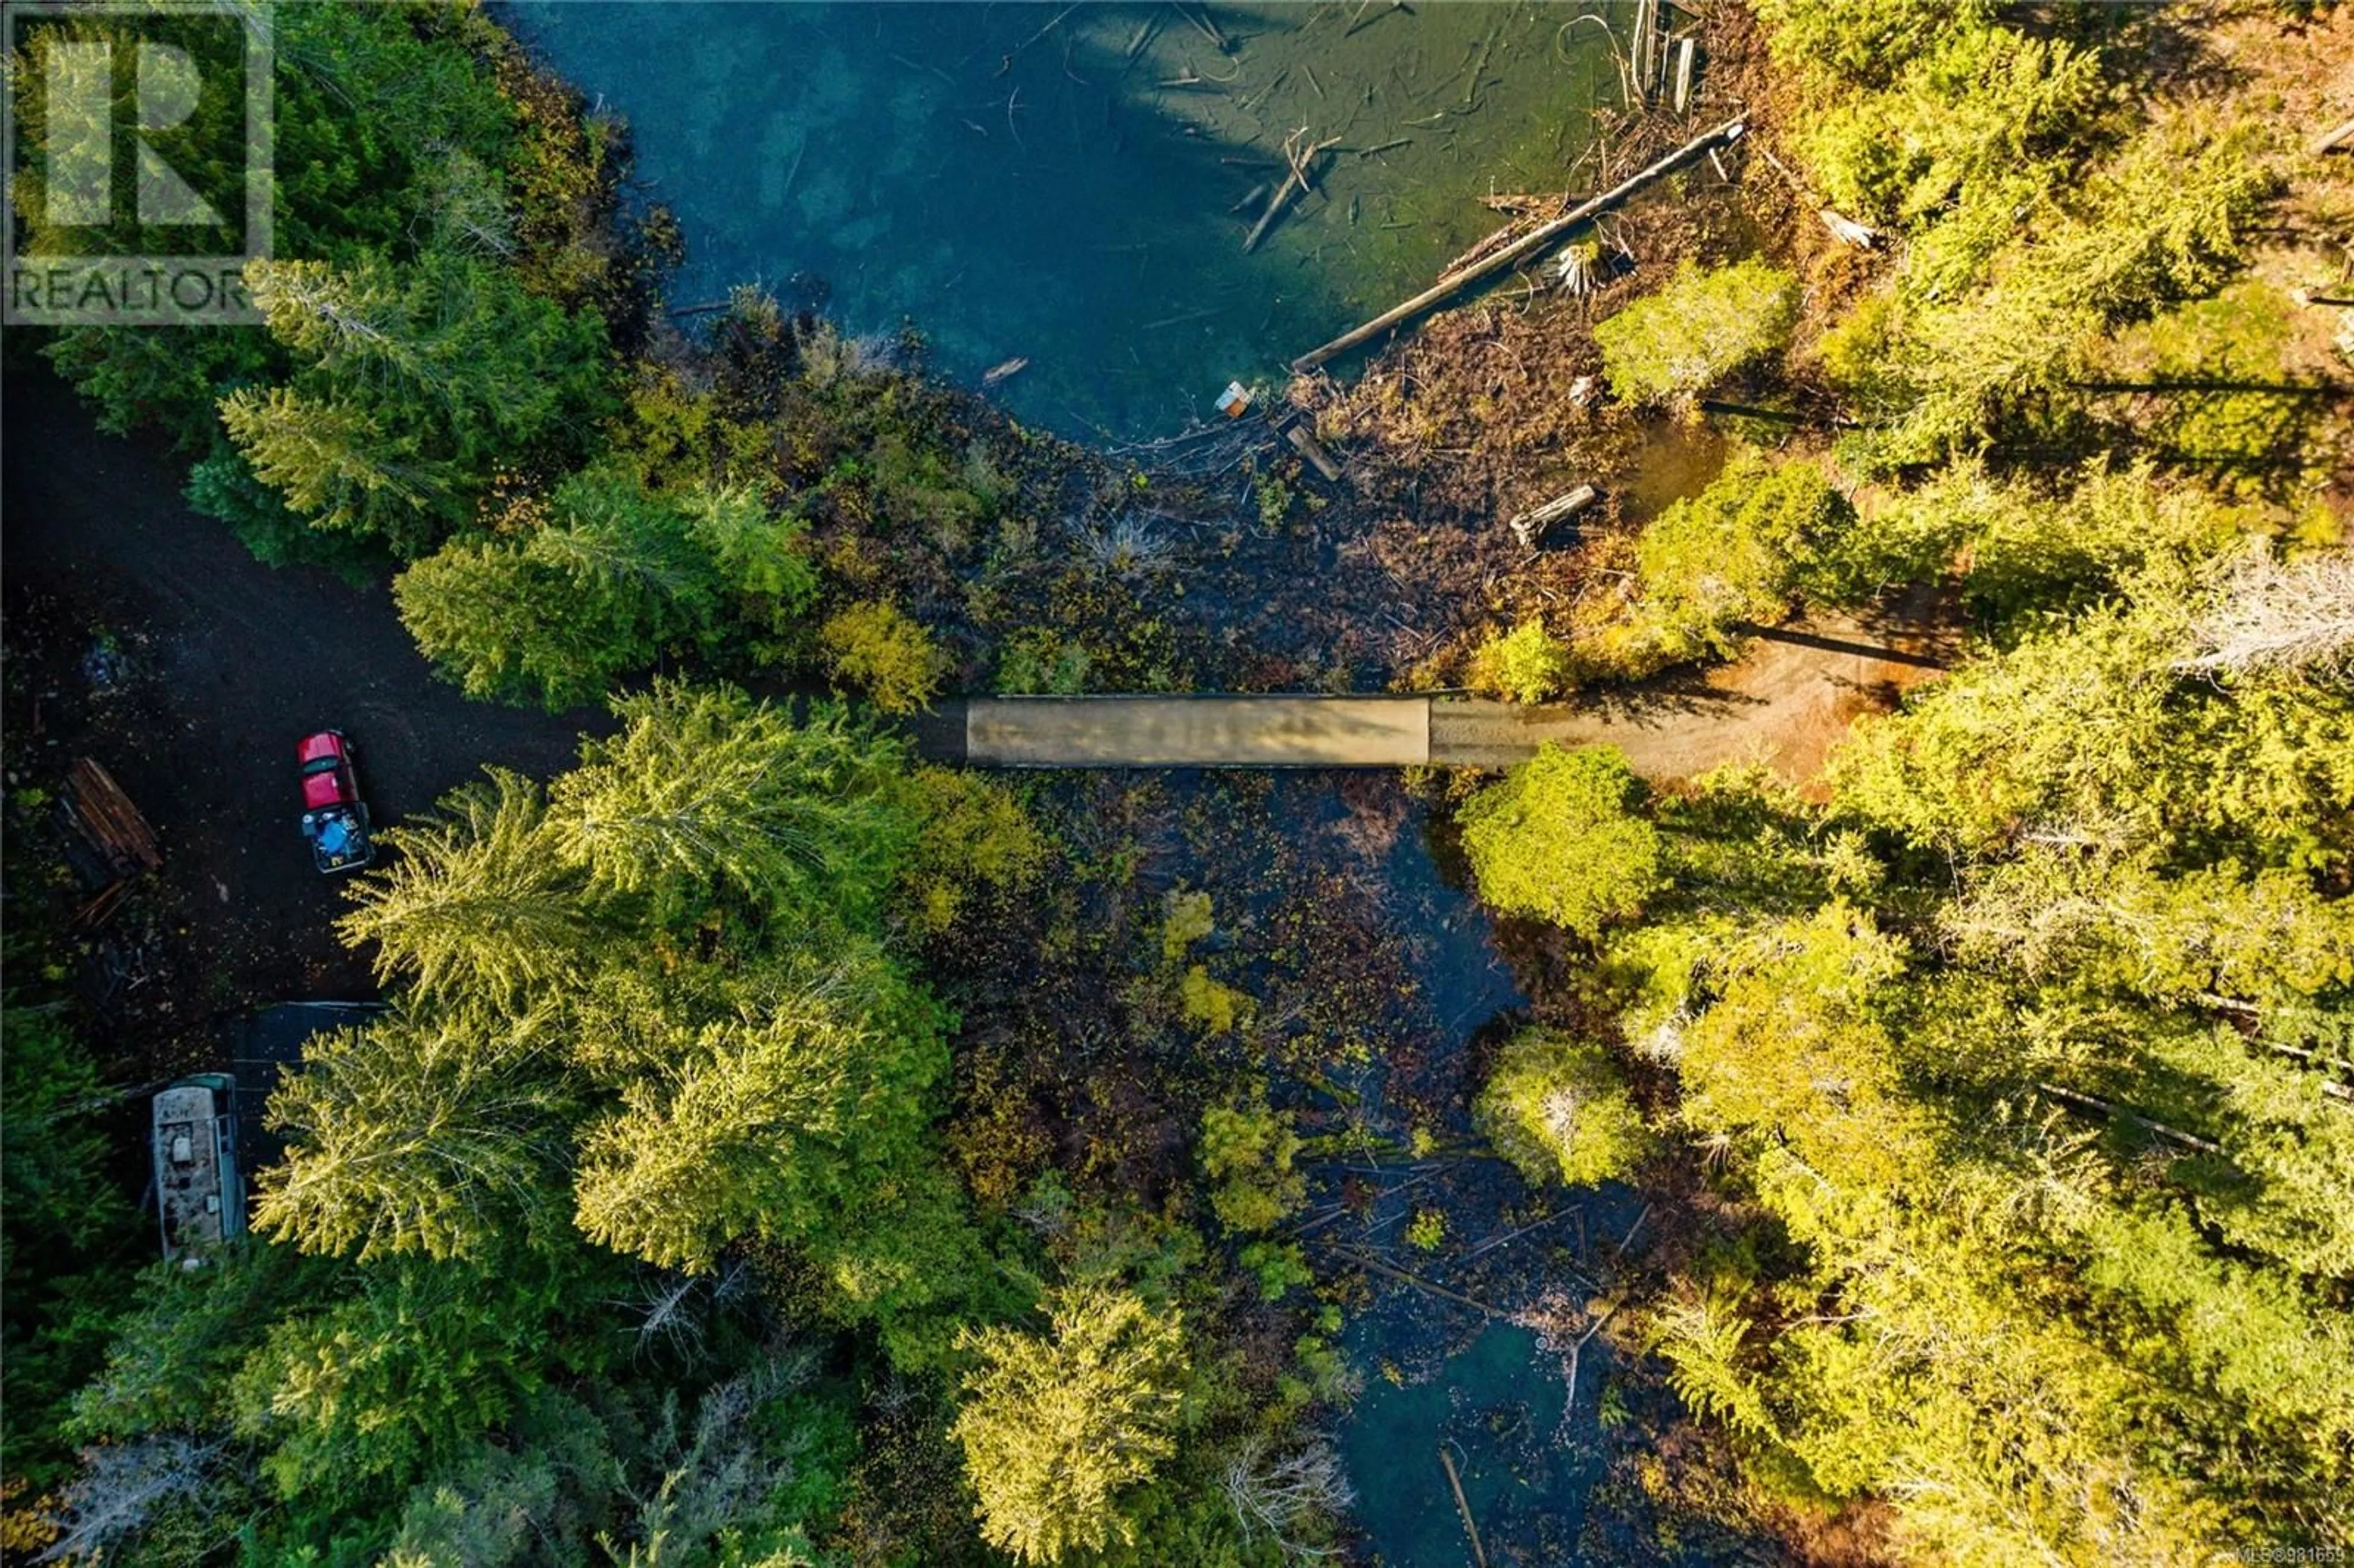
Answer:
[1222,1436,1355,1561]
[37,1436,221,1564]
[2176,547,2354,679]
[612,1342,817,1564]
[1072,512,1170,578]
[425,148,518,260]
[622,1269,707,1361]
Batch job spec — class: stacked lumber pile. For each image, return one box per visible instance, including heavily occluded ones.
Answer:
[59,757,162,882]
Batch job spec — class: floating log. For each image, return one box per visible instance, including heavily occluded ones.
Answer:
[1344,0,1408,40]
[1438,1447,1491,1568]
[1290,118,1746,371]
[1631,0,1671,104]
[1629,0,1655,103]
[1324,1244,1507,1317]
[59,757,162,881]
[1285,422,1343,481]
[1507,483,1596,548]
[982,356,1030,388]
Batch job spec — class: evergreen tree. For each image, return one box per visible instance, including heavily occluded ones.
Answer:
[951,1285,1188,1565]
[547,682,916,926]
[335,769,587,1009]
[253,1005,571,1264]
[1474,1030,1652,1188]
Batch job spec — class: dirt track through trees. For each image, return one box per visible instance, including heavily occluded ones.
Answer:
[3,361,603,1022]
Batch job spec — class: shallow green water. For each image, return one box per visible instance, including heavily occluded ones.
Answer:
[509,1,1626,438]
[1341,1320,1576,1564]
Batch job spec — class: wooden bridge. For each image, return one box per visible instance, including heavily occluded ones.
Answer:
[908,615,1952,779]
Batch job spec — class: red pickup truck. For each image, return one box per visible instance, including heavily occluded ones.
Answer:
[297,731,375,873]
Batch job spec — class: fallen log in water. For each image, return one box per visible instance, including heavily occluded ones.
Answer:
[1290,118,1746,371]
[1438,1446,1491,1568]
[1244,128,1343,253]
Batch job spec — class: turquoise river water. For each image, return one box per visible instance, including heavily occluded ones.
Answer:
[511,0,1629,438]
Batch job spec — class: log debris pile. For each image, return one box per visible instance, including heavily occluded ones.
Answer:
[59,756,163,883]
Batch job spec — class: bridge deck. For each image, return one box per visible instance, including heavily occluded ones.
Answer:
[962,695,1431,767]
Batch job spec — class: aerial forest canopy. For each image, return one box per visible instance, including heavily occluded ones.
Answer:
[4,0,2350,1564]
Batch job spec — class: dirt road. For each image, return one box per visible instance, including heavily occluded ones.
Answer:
[1429,606,1956,785]
[3,360,601,1031]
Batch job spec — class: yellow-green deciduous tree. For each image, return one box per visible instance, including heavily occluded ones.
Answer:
[1474,1030,1652,1188]
[1467,620,1574,703]
[1459,744,1662,938]
[820,600,944,715]
[1200,1090,1306,1232]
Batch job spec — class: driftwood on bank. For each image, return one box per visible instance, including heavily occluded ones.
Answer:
[1285,422,1343,481]
[1507,484,1597,547]
[2311,115,2354,156]
[1290,117,1748,371]
[1630,0,1664,104]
